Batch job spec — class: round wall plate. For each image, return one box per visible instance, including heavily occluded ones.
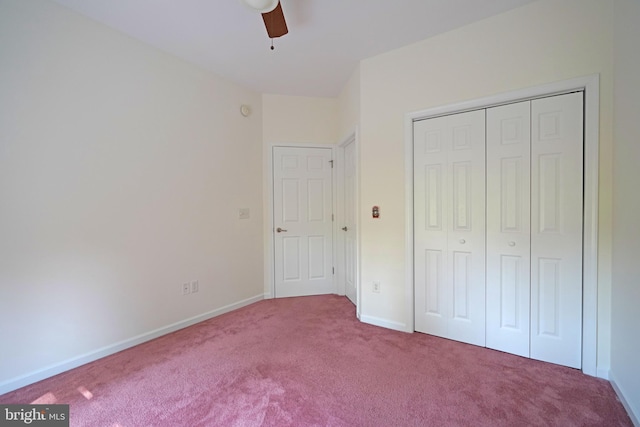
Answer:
[240,105,251,117]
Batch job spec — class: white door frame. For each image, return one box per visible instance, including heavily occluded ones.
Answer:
[265,143,337,299]
[336,129,361,316]
[404,75,600,376]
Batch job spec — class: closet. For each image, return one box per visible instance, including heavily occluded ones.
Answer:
[414,92,584,369]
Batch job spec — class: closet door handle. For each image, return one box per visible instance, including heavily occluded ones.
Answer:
[508,241,516,247]
[459,239,466,244]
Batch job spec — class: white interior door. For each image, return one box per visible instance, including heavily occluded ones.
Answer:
[486,101,532,358]
[273,146,334,298]
[530,92,583,368]
[342,139,357,305]
[414,110,486,347]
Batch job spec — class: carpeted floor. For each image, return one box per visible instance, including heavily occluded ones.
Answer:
[0,295,632,426]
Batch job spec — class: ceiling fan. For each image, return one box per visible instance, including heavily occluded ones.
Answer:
[241,0,288,49]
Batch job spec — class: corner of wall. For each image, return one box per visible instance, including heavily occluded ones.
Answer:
[610,371,640,426]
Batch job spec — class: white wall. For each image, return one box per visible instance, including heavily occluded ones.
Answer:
[262,94,339,145]
[357,0,614,371]
[611,0,640,421]
[337,65,361,140]
[0,0,264,392]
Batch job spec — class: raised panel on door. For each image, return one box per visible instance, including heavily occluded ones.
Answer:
[414,110,485,346]
[486,101,531,357]
[530,92,583,368]
[282,236,301,281]
[273,147,334,298]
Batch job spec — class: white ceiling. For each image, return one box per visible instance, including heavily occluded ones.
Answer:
[50,0,537,97]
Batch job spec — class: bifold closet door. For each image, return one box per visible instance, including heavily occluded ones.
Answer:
[486,101,532,358]
[530,93,583,369]
[486,93,584,368]
[414,110,486,347]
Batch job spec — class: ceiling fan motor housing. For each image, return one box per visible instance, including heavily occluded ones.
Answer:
[242,0,279,13]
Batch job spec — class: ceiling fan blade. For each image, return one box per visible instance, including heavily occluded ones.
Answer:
[262,2,288,38]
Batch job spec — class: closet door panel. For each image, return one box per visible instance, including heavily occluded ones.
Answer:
[486,101,531,357]
[447,111,486,346]
[414,116,450,337]
[414,111,486,346]
[530,92,583,369]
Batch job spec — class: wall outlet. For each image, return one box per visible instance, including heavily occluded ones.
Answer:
[373,281,381,293]
[191,280,199,293]
[182,283,191,295]
[238,208,250,219]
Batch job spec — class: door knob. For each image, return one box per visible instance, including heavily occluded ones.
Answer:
[459,239,466,244]
[508,241,516,247]
[342,226,348,231]
[276,227,288,233]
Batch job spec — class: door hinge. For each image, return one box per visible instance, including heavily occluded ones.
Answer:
[332,214,334,221]
[329,160,334,168]
[332,267,335,275]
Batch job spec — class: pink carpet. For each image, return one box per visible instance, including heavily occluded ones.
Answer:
[0,295,632,426]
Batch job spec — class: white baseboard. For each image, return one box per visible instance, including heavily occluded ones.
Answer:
[360,314,409,332]
[610,373,640,427]
[0,294,265,396]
